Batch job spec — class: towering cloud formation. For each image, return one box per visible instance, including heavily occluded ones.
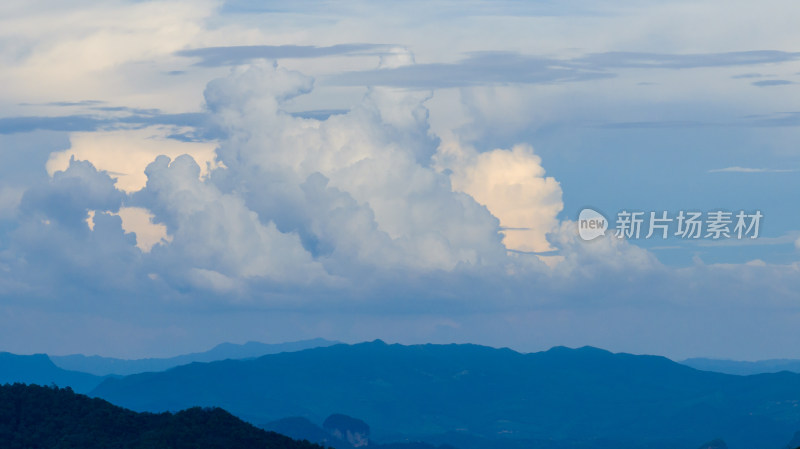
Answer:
[443,143,563,253]
[198,62,512,274]
[10,158,141,296]
[1,60,633,306]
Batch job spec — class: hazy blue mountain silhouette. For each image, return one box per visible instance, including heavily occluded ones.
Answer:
[265,417,335,447]
[91,341,800,449]
[265,414,459,449]
[51,338,338,376]
[0,352,103,393]
[681,357,800,375]
[0,383,323,449]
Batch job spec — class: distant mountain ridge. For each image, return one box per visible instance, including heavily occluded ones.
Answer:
[0,339,338,392]
[0,352,103,393]
[90,341,800,449]
[265,414,458,449]
[50,338,338,376]
[681,357,800,376]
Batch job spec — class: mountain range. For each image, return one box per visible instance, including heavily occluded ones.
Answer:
[0,351,103,394]
[0,339,338,393]
[5,340,800,449]
[264,414,460,449]
[50,338,338,376]
[681,357,800,376]
[88,341,800,449]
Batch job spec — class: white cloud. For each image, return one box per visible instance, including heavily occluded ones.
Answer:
[9,158,141,297]
[0,0,220,112]
[138,154,331,285]
[11,57,794,313]
[46,126,219,193]
[205,63,510,272]
[4,53,797,324]
[443,143,563,253]
[547,220,662,277]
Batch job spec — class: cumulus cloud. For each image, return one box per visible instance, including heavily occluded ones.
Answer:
[203,62,509,272]
[46,126,219,193]
[0,59,578,309]
[8,158,142,297]
[2,56,798,328]
[547,220,662,277]
[21,157,125,229]
[135,154,330,288]
[442,143,563,253]
[2,54,800,359]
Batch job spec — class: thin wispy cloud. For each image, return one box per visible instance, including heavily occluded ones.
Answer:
[577,50,800,69]
[696,231,800,247]
[708,166,796,173]
[325,50,800,89]
[752,79,794,87]
[176,44,392,67]
[326,51,614,88]
[0,113,208,135]
[731,73,770,79]
[598,111,800,129]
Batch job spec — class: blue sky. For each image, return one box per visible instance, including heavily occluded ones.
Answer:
[1,0,799,360]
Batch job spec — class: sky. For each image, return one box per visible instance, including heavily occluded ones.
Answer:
[1,0,799,360]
